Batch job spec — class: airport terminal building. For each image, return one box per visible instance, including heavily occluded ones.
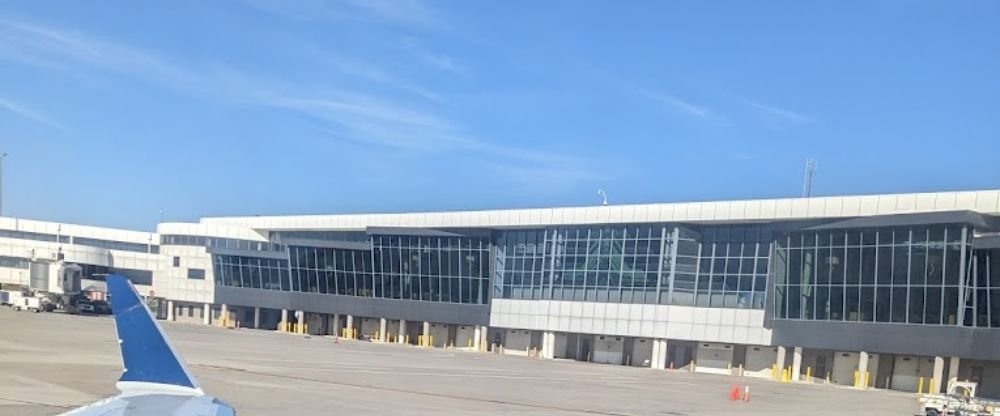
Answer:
[2,189,1000,396]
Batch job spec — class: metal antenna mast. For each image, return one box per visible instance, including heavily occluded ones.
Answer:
[802,158,817,198]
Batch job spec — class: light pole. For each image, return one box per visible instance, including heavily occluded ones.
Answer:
[0,152,7,217]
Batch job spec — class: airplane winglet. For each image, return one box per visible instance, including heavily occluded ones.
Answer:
[107,274,202,394]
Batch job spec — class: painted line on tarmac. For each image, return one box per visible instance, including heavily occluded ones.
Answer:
[0,397,74,410]
[193,365,653,416]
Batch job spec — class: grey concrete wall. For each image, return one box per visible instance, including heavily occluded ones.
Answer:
[215,286,490,326]
[772,320,1000,361]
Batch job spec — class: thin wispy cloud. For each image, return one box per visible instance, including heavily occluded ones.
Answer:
[0,17,590,183]
[0,19,197,92]
[0,96,63,130]
[402,39,471,77]
[323,55,445,103]
[345,0,442,29]
[238,0,445,29]
[639,89,720,120]
[743,98,814,123]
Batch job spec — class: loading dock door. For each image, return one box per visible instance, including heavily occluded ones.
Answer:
[744,346,777,373]
[892,356,921,392]
[631,339,653,367]
[505,329,531,352]
[593,336,624,365]
[696,343,735,371]
[832,352,860,386]
[455,326,475,348]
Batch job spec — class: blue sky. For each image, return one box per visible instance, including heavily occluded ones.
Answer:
[0,1,997,230]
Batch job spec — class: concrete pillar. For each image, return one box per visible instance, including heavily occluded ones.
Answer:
[480,326,488,351]
[932,356,946,394]
[775,345,787,377]
[379,318,388,342]
[220,304,228,324]
[652,339,668,370]
[473,326,482,351]
[202,304,211,325]
[346,314,354,331]
[422,321,431,346]
[166,300,175,321]
[792,347,803,381]
[857,351,869,389]
[397,319,407,344]
[332,314,341,336]
[253,307,261,329]
[296,310,305,333]
[949,357,961,385]
[280,309,289,331]
[541,331,555,359]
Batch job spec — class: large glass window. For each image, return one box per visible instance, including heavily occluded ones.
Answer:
[774,225,973,326]
[497,224,770,309]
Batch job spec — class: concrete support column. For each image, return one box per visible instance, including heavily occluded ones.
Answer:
[473,326,482,351]
[541,331,555,359]
[379,318,388,342]
[296,310,305,333]
[775,345,787,379]
[480,326,489,352]
[949,357,961,385]
[397,319,407,344]
[932,356,946,394]
[651,339,668,370]
[422,321,431,346]
[253,307,261,329]
[203,304,211,325]
[857,351,869,389]
[332,314,341,336]
[166,300,175,321]
[792,347,803,382]
[346,314,354,334]
[220,304,228,324]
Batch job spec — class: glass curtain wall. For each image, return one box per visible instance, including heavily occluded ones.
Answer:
[371,235,490,304]
[213,255,290,291]
[972,248,1000,328]
[495,224,771,309]
[774,225,971,325]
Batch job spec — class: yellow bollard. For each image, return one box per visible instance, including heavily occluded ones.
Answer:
[918,377,924,394]
[853,370,859,388]
[405,335,410,344]
[806,366,812,383]
[353,328,357,340]
[826,372,831,384]
[929,379,936,395]
[772,364,778,379]
[864,371,870,389]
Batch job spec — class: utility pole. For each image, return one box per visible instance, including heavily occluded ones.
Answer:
[0,152,7,216]
[802,158,817,198]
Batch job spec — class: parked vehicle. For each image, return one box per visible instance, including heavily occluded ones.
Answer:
[91,300,111,315]
[77,303,96,314]
[918,379,1000,416]
[9,291,43,313]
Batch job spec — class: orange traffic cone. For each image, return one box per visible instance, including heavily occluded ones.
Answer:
[729,384,741,401]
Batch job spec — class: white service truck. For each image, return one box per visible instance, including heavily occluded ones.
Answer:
[7,290,44,313]
[918,379,1000,416]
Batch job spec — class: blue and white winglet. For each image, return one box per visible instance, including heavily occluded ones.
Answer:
[60,275,235,416]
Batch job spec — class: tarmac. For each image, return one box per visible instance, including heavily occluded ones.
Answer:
[0,308,916,415]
